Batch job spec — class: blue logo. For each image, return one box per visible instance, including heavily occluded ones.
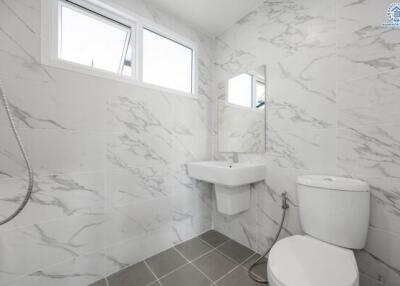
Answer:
[384,3,400,27]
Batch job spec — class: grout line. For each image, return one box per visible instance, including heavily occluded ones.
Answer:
[104,276,110,286]
[197,235,229,249]
[147,236,232,284]
[213,264,242,284]
[238,253,266,280]
[146,259,190,284]
[173,246,215,283]
[211,250,261,284]
[144,260,162,286]
[107,232,244,286]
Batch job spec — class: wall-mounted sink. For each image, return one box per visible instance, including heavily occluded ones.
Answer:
[187,161,265,215]
[187,161,265,187]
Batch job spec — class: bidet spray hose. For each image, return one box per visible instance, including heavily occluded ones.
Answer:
[0,85,34,225]
[248,192,289,283]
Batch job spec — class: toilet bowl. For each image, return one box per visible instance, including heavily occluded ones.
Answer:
[266,175,370,286]
[267,235,359,286]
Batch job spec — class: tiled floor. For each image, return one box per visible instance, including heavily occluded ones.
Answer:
[90,230,266,286]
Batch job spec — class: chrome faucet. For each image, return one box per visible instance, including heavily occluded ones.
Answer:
[231,152,239,163]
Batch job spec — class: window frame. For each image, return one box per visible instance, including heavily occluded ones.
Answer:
[41,0,197,96]
[140,27,195,94]
[227,73,265,110]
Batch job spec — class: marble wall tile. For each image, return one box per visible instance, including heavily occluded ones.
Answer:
[212,0,400,285]
[104,226,175,275]
[0,128,30,179]
[0,0,213,284]
[356,249,400,286]
[171,189,212,243]
[266,128,337,172]
[338,124,400,178]
[0,211,105,284]
[0,172,105,231]
[104,197,172,245]
[106,166,170,207]
[4,251,106,286]
[337,0,400,82]
[365,227,400,278]
[338,70,400,128]
[360,177,400,237]
[25,129,105,176]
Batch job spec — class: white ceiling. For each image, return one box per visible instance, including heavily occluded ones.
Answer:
[145,0,264,36]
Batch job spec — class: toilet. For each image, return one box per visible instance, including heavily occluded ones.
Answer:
[267,175,370,286]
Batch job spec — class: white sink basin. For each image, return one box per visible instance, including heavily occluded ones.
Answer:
[187,161,265,187]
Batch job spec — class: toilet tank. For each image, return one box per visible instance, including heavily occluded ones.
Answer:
[297,175,370,249]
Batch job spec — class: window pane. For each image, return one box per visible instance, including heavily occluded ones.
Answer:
[142,28,193,93]
[256,81,265,109]
[59,2,131,74]
[228,73,252,108]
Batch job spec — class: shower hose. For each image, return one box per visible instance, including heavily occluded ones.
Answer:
[0,85,34,225]
[248,192,289,283]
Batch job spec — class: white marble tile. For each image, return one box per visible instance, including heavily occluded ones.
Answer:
[104,226,175,275]
[338,70,400,128]
[0,128,30,179]
[337,0,400,82]
[365,227,400,275]
[0,173,105,231]
[4,251,106,286]
[0,0,41,63]
[0,211,105,284]
[362,177,400,237]
[266,128,337,172]
[24,129,105,176]
[338,124,400,178]
[106,166,170,208]
[171,190,212,244]
[104,197,172,245]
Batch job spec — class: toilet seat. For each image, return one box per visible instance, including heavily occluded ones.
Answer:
[267,235,359,286]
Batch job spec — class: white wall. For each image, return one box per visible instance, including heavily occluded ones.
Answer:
[0,0,213,285]
[212,1,400,286]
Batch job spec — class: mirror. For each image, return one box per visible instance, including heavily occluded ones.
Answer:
[218,65,266,153]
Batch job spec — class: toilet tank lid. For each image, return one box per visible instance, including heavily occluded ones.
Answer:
[297,175,369,192]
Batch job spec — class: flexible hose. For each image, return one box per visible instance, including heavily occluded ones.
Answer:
[248,192,289,283]
[0,85,34,225]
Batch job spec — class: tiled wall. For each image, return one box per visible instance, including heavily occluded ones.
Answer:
[1,0,399,285]
[0,0,213,285]
[212,0,400,286]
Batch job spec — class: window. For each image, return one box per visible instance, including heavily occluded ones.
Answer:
[228,73,252,108]
[228,73,265,109]
[42,0,196,95]
[255,81,265,108]
[58,0,132,75]
[142,28,193,93]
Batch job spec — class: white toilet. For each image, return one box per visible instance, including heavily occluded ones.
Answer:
[267,175,370,286]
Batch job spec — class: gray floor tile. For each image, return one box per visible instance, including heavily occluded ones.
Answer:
[218,239,254,263]
[145,248,187,278]
[175,237,212,261]
[198,230,229,247]
[88,278,107,286]
[107,261,156,286]
[158,264,212,286]
[192,249,237,281]
[216,267,262,286]
[241,255,267,280]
